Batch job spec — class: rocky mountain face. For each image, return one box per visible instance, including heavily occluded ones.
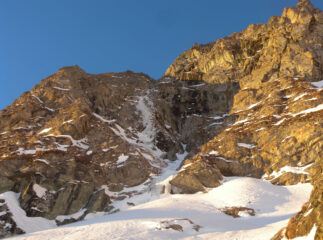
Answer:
[0,0,322,239]
[165,1,323,239]
[0,66,238,237]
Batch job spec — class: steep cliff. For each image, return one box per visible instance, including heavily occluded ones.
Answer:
[166,0,323,239]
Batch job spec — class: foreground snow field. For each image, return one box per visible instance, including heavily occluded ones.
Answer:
[6,175,312,240]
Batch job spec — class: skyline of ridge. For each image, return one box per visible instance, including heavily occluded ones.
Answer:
[1,0,323,110]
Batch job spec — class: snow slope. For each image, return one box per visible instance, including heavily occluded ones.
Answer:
[0,192,56,233]
[7,177,312,240]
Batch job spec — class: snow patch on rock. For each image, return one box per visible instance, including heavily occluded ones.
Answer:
[263,163,313,180]
[311,80,323,89]
[38,128,52,135]
[116,154,129,166]
[32,184,47,199]
[237,143,256,149]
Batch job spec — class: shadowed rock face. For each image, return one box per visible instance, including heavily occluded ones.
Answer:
[0,0,322,239]
[152,79,239,152]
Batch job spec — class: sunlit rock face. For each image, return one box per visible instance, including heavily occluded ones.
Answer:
[0,0,322,239]
[165,0,323,238]
[165,0,322,88]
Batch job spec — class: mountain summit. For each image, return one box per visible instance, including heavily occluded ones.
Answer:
[0,0,322,239]
[297,0,315,10]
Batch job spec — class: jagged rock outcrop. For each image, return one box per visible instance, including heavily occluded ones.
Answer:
[0,0,322,239]
[166,0,323,239]
[165,0,322,87]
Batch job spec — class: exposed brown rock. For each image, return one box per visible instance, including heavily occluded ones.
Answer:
[221,206,256,218]
[164,0,322,238]
[0,68,180,222]
[0,0,322,239]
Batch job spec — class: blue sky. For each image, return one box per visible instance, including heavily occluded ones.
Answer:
[1,0,322,110]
